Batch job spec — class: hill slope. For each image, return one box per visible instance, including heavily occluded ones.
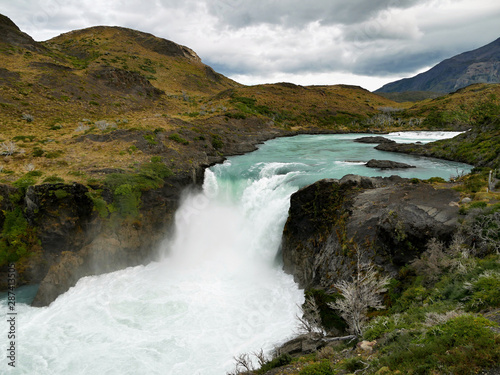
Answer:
[376,37,500,94]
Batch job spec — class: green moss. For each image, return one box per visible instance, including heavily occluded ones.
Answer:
[0,207,38,266]
[103,161,172,218]
[53,189,69,199]
[43,175,65,184]
[13,175,37,189]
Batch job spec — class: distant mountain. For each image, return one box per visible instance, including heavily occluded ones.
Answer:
[376,37,500,94]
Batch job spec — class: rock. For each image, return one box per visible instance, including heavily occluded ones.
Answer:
[461,197,472,204]
[354,136,395,144]
[281,176,461,290]
[357,340,377,353]
[275,333,325,356]
[365,159,416,169]
[30,172,193,307]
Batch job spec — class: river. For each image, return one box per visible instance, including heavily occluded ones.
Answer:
[1,132,471,374]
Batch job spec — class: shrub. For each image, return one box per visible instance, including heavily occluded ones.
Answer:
[168,133,189,145]
[256,353,292,374]
[0,141,18,155]
[426,177,446,183]
[13,175,37,189]
[379,315,500,374]
[343,357,366,372]
[113,184,140,217]
[22,113,34,122]
[0,208,38,266]
[299,361,335,375]
[465,271,500,311]
[211,134,224,150]
[32,147,45,157]
[45,150,63,159]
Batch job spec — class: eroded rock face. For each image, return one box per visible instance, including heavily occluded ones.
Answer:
[30,172,192,307]
[281,175,461,290]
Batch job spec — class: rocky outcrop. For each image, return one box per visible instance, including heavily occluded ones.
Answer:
[281,175,461,290]
[91,66,164,99]
[0,14,46,52]
[365,159,416,169]
[29,172,193,307]
[354,136,395,144]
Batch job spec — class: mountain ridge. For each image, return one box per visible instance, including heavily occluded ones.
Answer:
[376,37,500,94]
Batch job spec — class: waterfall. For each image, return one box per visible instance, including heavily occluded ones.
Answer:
[1,132,472,374]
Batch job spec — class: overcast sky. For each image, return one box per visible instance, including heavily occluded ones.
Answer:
[2,0,500,91]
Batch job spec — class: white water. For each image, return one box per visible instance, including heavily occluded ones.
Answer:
[1,132,472,374]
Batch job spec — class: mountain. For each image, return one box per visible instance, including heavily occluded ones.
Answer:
[376,37,500,94]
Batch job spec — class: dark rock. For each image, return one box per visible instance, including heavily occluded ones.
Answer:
[30,172,193,307]
[275,333,325,356]
[91,66,164,99]
[354,136,395,144]
[0,14,46,52]
[282,176,461,290]
[365,159,416,169]
[375,142,424,154]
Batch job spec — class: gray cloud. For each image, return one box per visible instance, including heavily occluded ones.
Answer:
[205,0,423,28]
[2,0,500,90]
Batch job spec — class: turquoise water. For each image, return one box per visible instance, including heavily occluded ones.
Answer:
[213,132,471,193]
[0,132,471,374]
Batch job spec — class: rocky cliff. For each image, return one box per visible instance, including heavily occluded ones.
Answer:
[281,175,461,290]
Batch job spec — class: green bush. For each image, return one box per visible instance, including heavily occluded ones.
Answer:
[299,361,335,375]
[469,201,487,209]
[466,271,500,311]
[256,353,291,374]
[0,208,35,266]
[13,175,37,189]
[113,184,140,217]
[379,315,500,374]
[86,191,109,218]
[143,134,158,145]
[169,133,189,145]
[211,134,224,150]
[426,177,446,183]
[343,357,365,372]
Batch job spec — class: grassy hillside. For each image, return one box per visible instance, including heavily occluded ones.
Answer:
[400,83,500,129]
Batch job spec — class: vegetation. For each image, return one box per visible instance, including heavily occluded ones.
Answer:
[231,205,500,375]
[2,17,500,374]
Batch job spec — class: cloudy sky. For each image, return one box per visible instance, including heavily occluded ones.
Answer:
[2,0,500,91]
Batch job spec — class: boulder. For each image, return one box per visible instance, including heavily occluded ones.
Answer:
[365,159,416,169]
[281,175,461,290]
[354,136,395,144]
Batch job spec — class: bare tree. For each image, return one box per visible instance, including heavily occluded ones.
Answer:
[327,249,390,336]
[232,353,255,374]
[296,295,325,335]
